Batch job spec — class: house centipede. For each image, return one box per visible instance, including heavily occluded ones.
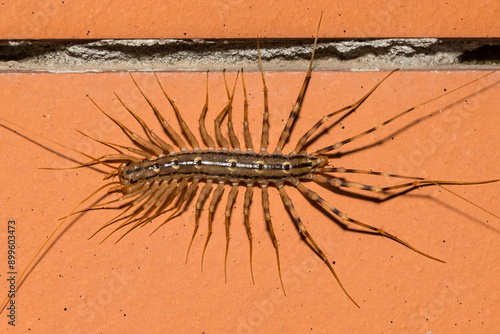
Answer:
[1,17,499,318]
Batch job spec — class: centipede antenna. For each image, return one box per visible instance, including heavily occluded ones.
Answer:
[0,116,103,168]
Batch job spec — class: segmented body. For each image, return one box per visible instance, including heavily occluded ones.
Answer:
[120,151,327,185]
[1,17,498,316]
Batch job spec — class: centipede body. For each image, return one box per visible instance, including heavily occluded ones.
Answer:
[1,69,499,331]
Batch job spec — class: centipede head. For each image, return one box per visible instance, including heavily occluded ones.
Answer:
[119,161,144,186]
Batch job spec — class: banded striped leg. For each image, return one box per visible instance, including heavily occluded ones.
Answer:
[257,39,270,152]
[125,179,183,235]
[313,174,498,194]
[241,70,255,152]
[115,179,180,237]
[201,181,225,271]
[126,179,182,230]
[261,185,286,295]
[75,130,155,163]
[102,180,163,242]
[274,13,322,154]
[243,184,255,284]
[293,70,398,154]
[148,179,191,233]
[114,181,185,242]
[113,93,174,154]
[88,182,153,239]
[224,184,239,282]
[320,167,500,185]
[72,178,153,220]
[223,71,241,150]
[134,179,178,228]
[186,180,213,263]
[277,184,359,307]
[315,169,500,217]
[214,71,239,150]
[129,75,188,150]
[315,71,498,154]
[151,179,199,232]
[154,74,200,150]
[199,71,216,149]
[88,97,163,158]
[148,178,180,215]
[292,179,444,263]
[92,178,173,237]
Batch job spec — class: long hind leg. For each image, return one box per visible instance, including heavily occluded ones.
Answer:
[291,178,444,262]
[293,69,398,153]
[274,13,322,154]
[277,184,359,306]
[312,174,498,194]
[314,168,499,217]
[314,71,498,155]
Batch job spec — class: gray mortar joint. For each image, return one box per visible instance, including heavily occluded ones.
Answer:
[0,38,498,72]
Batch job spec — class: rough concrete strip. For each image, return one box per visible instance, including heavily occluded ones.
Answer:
[0,38,499,72]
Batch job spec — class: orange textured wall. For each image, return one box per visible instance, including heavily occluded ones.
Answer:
[0,0,499,38]
[1,2,499,334]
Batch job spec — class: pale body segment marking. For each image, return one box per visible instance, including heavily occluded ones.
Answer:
[120,151,327,185]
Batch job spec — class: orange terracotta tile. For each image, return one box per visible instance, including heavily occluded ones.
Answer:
[1,0,499,332]
[1,70,499,333]
[0,0,498,39]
